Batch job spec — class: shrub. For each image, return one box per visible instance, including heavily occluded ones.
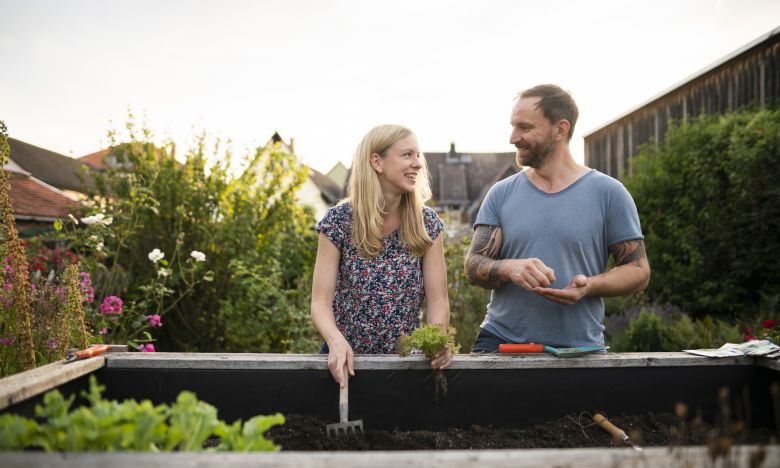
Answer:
[444,233,491,352]
[623,109,780,320]
[607,304,741,352]
[53,119,317,352]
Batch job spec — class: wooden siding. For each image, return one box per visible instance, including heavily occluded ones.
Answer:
[585,28,780,180]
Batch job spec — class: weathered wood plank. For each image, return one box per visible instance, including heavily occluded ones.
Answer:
[758,357,780,372]
[0,357,105,410]
[104,352,756,370]
[0,445,777,468]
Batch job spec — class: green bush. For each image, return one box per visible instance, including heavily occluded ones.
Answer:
[53,119,318,352]
[624,109,780,320]
[444,233,491,352]
[608,307,742,352]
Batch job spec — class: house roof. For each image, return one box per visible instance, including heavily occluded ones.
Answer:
[308,166,344,204]
[7,171,80,220]
[78,149,110,170]
[424,144,518,206]
[8,138,94,192]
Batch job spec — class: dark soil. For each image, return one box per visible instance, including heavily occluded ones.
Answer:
[265,413,778,451]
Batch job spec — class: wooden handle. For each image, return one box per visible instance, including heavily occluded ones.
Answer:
[338,363,349,423]
[76,344,110,359]
[498,343,544,353]
[593,413,627,441]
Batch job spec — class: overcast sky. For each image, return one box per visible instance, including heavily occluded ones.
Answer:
[1,0,778,173]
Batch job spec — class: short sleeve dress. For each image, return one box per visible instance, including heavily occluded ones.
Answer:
[316,202,444,354]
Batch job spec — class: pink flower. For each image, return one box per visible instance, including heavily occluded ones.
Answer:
[100,327,107,335]
[145,314,162,327]
[0,335,16,346]
[744,335,755,342]
[763,319,776,329]
[99,296,123,315]
[47,338,58,350]
[139,343,156,353]
[79,272,94,303]
[2,283,11,291]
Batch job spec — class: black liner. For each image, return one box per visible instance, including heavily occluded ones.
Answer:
[5,365,777,430]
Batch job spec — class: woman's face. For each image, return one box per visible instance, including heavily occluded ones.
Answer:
[373,134,422,196]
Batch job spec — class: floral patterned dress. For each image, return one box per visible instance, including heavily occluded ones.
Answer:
[316,202,444,354]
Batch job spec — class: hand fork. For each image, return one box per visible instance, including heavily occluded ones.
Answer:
[325,363,364,437]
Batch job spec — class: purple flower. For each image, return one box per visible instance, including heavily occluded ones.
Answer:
[0,335,16,346]
[2,283,11,291]
[47,338,58,350]
[99,296,123,315]
[145,314,162,327]
[139,343,156,353]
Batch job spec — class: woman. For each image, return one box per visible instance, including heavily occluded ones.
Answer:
[311,124,452,386]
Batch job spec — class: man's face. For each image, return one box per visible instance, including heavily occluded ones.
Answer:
[509,97,555,169]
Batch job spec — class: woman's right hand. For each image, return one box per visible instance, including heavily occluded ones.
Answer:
[327,336,355,387]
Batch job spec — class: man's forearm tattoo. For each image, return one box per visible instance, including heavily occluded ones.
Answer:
[609,239,647,268]
[465,225,506,289]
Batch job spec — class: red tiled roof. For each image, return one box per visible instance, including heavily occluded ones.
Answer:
[78,149,109,170]
[7,171,79,220]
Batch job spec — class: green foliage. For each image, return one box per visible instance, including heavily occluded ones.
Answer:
[608,308,742,352]
[397,323,460,359]
[398,323,459,401]
[623,109,780,320]
[0,375,284,452]
[444,233,491,352]
[53,117,318,351]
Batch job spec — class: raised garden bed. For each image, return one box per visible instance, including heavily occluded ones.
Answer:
[2,352,779,467]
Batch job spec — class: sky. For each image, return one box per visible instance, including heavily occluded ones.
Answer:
[1,0,779,174]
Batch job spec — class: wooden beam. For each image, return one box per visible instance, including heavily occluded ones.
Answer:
[0,445,777,467]
[0,357,105,410]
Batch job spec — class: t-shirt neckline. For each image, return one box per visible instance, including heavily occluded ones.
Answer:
[522,169,595,196]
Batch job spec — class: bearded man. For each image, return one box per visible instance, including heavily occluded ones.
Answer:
[464,84,650,352]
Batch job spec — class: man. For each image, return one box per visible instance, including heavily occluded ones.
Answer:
[464,84,650,352]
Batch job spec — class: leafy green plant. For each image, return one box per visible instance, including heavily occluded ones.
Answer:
[607,306,741,352]
[623,109,780,320]
[398,323,460,401]
[444,233,491,353]
[0,375,284,452]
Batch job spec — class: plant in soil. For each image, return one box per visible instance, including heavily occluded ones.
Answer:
[0,375,284,452]
[398,323,460,401]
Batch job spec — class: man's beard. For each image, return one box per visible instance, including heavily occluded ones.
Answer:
[515,134,554,169]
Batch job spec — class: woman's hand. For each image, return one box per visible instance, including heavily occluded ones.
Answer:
[430,347,453,370]
[327,336,355,387]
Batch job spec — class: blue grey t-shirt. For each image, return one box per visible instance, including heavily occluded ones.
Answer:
[474,169,643,348]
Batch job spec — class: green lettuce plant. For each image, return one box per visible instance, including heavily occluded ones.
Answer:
[398,323,460,401]
[0,375,284,452]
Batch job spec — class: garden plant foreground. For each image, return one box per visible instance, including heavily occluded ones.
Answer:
[1,108,780,467]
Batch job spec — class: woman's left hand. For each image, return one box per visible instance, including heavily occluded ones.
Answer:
[430,347,453,370]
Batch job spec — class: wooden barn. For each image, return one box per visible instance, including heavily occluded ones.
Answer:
[584,26,780,180]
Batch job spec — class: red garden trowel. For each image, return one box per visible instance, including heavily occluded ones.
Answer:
[498,343,603,357]
[325,364,364,437]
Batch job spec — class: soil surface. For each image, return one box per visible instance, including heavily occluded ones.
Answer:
[265,413,778,451]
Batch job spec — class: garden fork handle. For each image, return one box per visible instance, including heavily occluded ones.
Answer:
[339,363,349,423]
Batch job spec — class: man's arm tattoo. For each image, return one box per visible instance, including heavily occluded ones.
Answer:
[465,225,506,289]
[609,239,647,268]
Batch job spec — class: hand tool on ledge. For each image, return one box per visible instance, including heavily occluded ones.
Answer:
[325,363,364,437]
[498,342,604,357]
[593,412,643,451]
[65,344,111,363]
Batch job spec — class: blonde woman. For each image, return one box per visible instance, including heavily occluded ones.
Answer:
[311,124,452,387]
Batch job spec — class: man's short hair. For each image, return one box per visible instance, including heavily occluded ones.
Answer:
[518,84,579,140]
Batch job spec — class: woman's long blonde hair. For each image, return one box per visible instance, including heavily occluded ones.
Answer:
[347,124,434,259]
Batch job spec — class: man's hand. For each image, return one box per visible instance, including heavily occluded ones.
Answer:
[503,257,556,290]
[534,274,590,305]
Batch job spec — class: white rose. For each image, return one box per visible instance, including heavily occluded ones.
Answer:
[148,248,165,263]
[190,250,206,262]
